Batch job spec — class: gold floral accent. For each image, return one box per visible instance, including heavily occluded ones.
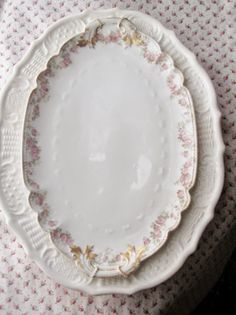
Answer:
[77,38,89,47]
[119,245,146,276]
[70,245,97,267]
[77,32,98,48]
[122,245,145,263]
[77,21,144,51]
[70,243,146,277]
[122,31,144,46]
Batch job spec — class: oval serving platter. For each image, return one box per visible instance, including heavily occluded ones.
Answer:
[0,13,197,278]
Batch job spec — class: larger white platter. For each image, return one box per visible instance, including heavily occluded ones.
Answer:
[0,9,224,294]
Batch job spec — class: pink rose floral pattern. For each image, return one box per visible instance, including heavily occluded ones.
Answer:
[23,20,195,265]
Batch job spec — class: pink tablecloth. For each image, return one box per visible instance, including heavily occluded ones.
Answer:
[0,1,235,314]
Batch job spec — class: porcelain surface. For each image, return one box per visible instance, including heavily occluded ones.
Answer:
[0,9,224,294]
[21,17,197,277]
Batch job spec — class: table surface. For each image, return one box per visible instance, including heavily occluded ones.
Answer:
[0,1,235,314]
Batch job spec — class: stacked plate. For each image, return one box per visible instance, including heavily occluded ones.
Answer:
[0,9,224,294]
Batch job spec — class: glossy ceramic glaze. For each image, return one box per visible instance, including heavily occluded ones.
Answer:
[22,19,196,276]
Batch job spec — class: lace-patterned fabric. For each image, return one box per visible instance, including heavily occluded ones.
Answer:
[0,1,235,314]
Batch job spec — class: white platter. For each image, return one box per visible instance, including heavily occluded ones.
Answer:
[0,9,224,294]
[1,13,197,278]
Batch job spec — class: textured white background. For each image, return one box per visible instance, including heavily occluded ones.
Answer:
[0,1,235,314]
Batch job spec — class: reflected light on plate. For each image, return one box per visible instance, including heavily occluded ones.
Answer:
[131,155,152,190]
